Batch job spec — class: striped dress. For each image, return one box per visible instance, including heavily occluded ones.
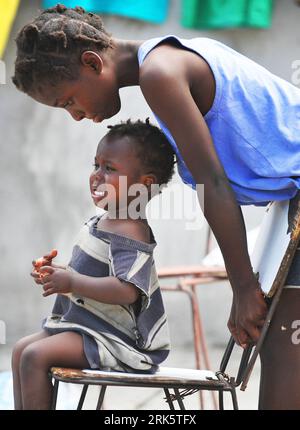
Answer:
[42,215,170,372]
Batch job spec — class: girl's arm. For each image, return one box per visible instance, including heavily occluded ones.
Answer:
[140,58,267,347]
[38,266,139,305]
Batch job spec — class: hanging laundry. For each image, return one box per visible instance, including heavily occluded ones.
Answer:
[0,0,20,58]
[42,0,169,24]
[182,0,273,29]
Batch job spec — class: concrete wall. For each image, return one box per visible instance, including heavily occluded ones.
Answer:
[1,0,299,355]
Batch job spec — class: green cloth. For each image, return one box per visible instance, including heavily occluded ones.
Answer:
[182,0,273,29]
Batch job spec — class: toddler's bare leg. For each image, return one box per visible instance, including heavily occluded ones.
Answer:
[11,330,49,410]
[259,288,300,409]
[19,331,89,410]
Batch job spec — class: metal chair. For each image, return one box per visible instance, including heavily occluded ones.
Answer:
[50,336,252,410]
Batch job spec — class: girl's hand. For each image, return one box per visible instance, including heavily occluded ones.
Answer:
[228,285,267,348]
[39,266,73,297]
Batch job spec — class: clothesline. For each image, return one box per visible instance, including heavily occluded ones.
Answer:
[43,0,273,28]
[0,0,274,59]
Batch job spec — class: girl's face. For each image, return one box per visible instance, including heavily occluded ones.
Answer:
[30,52,121,123]
[90,136,153,213]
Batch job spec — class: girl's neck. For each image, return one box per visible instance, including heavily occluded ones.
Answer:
[112,39,144,88]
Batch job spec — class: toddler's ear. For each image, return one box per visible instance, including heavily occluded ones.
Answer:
[143,173,157,188]
[81,51,103,74]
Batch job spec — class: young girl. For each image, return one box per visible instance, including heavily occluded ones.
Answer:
[13,5,300,409]
[11,119,175,410]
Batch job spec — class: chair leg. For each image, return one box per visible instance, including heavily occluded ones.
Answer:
[51,379,59,410]
[191,285,214,371]
[183,288,204,409]
[96,385,107,410]
[230,388,239,410]
[164,388,175,410]
[188,287,218,409]
[77,384,89,410]
[173,388,186,410]
[218,390,224,410]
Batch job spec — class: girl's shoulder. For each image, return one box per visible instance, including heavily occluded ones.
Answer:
[140,36,208,71]
[140,41,194,73]
[139,37,211,92]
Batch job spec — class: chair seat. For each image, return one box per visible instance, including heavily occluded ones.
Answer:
[51,366,229,390]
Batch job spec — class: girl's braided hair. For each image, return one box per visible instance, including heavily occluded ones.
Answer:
[106,119,177,186]
[12,3,113,93]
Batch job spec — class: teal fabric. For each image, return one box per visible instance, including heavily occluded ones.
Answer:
[182,0,273,29]
[42,0,169,24]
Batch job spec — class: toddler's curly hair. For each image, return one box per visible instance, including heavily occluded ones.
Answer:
[106,119,177,186]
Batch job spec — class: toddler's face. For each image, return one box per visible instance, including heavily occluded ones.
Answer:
[90,136,148,213]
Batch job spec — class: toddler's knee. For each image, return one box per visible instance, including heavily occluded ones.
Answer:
[20,344,43,375]
[12,337,31,368]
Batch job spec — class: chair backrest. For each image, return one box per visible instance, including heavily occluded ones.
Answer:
[241,191,300,390]
[218,336,254,387]
[250,191,300,298]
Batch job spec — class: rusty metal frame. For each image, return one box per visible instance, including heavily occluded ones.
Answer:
[50,371,234,410]
[49,334,252,410]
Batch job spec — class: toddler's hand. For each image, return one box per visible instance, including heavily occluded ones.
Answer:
[39,266,73,297]
[31,249,58,284]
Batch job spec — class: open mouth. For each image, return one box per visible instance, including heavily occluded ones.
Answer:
[91,184,108,203]
[94,190,106,197]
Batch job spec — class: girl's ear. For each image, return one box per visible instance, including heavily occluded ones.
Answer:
[80,51,103,74]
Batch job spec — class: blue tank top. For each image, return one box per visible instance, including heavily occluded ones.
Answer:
[138,36,300,206]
